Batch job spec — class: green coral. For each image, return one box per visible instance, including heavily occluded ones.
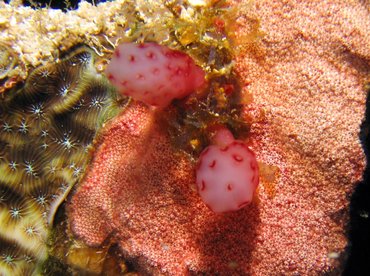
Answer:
[0,46,121,275]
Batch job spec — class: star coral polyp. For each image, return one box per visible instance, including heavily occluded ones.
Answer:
[196,128,259,213]
[105,42,206,107]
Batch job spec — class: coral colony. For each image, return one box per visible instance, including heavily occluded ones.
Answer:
[0,46,120,275]
[105,42,259,212]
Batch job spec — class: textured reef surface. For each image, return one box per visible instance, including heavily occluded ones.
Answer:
[233,0,369,274]
[68,102,260,274]
[0,0,369,275]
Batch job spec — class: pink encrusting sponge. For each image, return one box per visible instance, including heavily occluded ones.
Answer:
[106,42,206,107]
[196,128,259,213]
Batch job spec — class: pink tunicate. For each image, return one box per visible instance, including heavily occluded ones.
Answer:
[196,128,259,213]
[106,42,206,107]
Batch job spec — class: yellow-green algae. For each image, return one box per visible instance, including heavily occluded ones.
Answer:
[0,0,263,274]
[0,42,26,94]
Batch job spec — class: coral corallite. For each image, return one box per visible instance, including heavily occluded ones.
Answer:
[0,46,120,275]
[196,128,259,213]
[105,42,206,107]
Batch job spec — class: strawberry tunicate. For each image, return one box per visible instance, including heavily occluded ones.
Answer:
[106,42,206,107]
[196,128,259,213]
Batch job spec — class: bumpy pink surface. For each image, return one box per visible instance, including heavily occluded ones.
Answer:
[68,103,260,274]
[196,138,259,213]
[106,42,205,107]
[68,0,369,274]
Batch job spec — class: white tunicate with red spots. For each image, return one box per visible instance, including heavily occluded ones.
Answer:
[105,42,206,107]
[196,129,259,213]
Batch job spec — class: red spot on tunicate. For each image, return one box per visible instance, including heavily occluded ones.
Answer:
[137,74,145,80]
[251,173,256,184]
[108,74,115,81]
[209,160,216,168]
[114,49,121,58]
[152,68,160,75]
[121,80,128,86]
[129,55,135,62]
[138,43,148,49]
[146,51,156,59]
[250,161,256,171]
[201,180,206,191]
[233,154,243,162]
[220,146,229,152]
[144,91,150,95]
[175,67,183,75]
[227,183,232,191]
[238,201,249,208]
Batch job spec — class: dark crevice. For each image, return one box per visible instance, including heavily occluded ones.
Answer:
[5,0,110,11]
[344,82,370,275]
